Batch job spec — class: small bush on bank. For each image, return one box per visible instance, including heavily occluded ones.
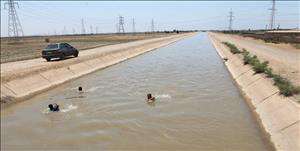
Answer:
[223,43,300,97]
[252,61,269,74]
[242,49,269,74]
[264,67,273,78]
[45,38,50,43]
[242,49,251,65]
[222,42,241,54]
[272,74,300,96]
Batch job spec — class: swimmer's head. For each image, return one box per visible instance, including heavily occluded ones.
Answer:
[147,93,152,99]
[48,103,59,111]
[78,86,83,92]
[48,104,54,111]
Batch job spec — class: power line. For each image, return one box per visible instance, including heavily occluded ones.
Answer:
[269,0,276,29]
[4,0,24,38]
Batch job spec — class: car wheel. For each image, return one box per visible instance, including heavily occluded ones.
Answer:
[74,53,78,57]
[60,53,65,60]
[46,58,51,61]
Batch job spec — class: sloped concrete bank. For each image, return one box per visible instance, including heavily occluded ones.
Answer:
[1,33,195,108]
[209,32,299,151]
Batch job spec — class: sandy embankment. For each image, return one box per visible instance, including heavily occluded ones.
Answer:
[209,32,300,151]
[1,33,195,108]
[211,33,300,86]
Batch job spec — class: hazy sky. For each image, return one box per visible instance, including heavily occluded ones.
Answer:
[0,1,299,36]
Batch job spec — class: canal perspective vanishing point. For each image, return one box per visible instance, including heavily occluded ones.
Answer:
[1,1,299,151]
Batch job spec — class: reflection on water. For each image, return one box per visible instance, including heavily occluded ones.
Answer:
[1,33,272,150]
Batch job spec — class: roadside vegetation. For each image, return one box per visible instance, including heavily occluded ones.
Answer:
[223,42,300,97]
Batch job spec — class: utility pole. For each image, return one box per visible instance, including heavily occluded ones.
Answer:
[81,18,86,35]
[132,18,136,33]
[269,0,276,30]
[118,15,125,33]
[4,0,24,38]
[151,19,155,32]
[228,9,234,30]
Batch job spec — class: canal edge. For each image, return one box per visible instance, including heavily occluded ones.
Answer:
[208,32,300,151]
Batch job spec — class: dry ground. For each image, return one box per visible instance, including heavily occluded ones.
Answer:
[0,33,175,63]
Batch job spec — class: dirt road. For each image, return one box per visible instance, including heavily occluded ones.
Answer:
[210,32,300,86]
[0,33,175,63]
[1,34,191,83]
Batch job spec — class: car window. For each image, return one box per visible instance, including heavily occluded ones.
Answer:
[45,44,59,49]
[65,44,72,48]
[60,43,68,48]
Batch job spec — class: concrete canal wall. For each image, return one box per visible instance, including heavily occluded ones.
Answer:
[1,33,195,108]
[209,32,299,151]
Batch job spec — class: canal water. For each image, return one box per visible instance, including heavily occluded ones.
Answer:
[1,33,272,150]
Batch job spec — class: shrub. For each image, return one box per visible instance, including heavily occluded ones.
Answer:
[242,50,251,65]
[45,38,50,43]
[264,67,273,78]
[272,74,300,96]
[222,41,300,97]
[222,42,241,54]
[252,61,269,74]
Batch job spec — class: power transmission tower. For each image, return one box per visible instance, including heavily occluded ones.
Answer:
[72,28,76,35]
[116,23,118,33]
[132,18,136,33]
[81,18,86,35]
[95,26,98,34]
[4,0,24,38]
[151,19,155,32]
[62,26,67,35]
[269,0,276,30]
[228,9,234,30]
[90,25,93,34]
[118,15,125,33]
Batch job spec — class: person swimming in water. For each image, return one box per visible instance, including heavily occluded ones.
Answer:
[78,86,83,92]
[48,103,60,112]
[147,93,155,103]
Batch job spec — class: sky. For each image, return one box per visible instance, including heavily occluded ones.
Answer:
[0,1,299,37]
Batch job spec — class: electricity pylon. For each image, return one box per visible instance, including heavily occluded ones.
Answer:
[4,0,24,38]
[228,9,234,30]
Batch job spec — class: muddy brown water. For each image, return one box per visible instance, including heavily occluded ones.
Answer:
[1,33,273,150]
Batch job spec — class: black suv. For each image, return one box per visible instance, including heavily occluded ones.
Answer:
[42,43,79,61]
